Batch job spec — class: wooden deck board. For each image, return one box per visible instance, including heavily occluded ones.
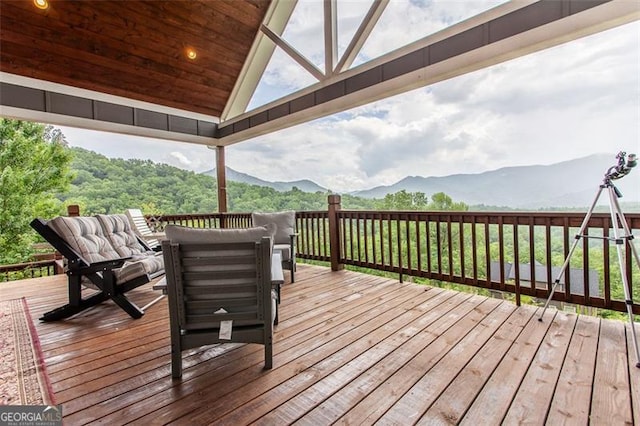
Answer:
[502,311,578,425]
[255,290,471,425]
[546,315,600,425]
[418,305,538,425]
[374,299,513,425]
[591,320,634,425]
[628,323,640,426]
[1,264,638,425]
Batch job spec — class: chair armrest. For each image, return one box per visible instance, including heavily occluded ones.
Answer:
[70,257,130,274]
[289,233,298,260]
[141,232,166,240]
[271,253,284,284]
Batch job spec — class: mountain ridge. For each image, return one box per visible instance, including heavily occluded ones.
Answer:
[202,167,327,193]
[202,154,640,208]
[351,154,640,207]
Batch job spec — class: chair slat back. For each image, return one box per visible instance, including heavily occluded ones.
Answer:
[164,239,271,331]
[126,208,161,248]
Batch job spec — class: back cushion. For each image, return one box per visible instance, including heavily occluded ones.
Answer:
[164,225,274,283]
[165,224,275,244]
[251,211,295,245]
[96,214,148,257]
[48,216,120,263]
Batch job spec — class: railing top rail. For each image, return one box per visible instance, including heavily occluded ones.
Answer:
[0,259,58,272]
[337,210,640,218]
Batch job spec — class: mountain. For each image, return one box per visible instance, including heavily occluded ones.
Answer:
[202,167,327,193]
[351,154,640,208]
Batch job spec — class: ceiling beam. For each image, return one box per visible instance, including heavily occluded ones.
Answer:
[324,0,338,76]
[335,0,389,74]
[221,0,298,121]
[215,0,639,145]
[0,73,219,145]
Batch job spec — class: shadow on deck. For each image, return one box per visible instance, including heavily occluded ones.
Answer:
[1,264,638,424]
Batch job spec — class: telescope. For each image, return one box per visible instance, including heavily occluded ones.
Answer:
[541,149,640,368]
[605,151,637,181]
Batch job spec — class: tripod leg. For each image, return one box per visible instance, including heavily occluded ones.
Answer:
[539,186,604,321]
[609,188,640,368]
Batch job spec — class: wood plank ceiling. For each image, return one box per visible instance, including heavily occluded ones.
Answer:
[0,0,270,117]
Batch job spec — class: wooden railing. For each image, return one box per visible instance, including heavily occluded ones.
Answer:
[153,213,252,230]
[334,210,640,314]
[152,211,333,262]
[5,199,639,314]
[0,259,62,282]
[151,204,640,314]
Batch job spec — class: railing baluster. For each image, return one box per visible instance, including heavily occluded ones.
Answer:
[498,216,505,291]
[513,222,521,306]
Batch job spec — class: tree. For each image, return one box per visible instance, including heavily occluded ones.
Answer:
[428,192,468,211]
[0,119,74,264]
[377,190,429,210]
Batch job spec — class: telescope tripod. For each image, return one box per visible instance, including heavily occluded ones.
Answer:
[538,177,640,368]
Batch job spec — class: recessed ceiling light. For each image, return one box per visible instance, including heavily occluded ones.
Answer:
[186,48,197,60]
[33,0,49,10]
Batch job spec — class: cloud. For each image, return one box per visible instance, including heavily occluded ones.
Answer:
[166,151,192,167]
[356,1,507,65]
[60,127,216,173]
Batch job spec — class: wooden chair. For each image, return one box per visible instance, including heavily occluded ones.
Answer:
[163,225,278,378]
[125,208,165,249]
[31,215,164,321]
[251,211,297,282]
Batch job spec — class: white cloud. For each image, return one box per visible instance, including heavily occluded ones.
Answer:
[59,127,216,173]
[167,151,192,167]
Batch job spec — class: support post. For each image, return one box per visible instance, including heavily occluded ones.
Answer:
[67,205,80,217]
[328,194,344,271]
[216,146,228,227]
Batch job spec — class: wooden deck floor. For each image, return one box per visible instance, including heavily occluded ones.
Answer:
[1,264,639,425]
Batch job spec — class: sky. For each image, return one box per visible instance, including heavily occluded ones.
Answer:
[59,1,640,193]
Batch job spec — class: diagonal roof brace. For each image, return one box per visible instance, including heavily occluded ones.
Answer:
[260,24,326,81]
[215,0,640,146]
[335,0,389,74]
[225,0,390,118]
[222,0,298,121]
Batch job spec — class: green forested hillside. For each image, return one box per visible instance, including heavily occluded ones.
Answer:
[62,147,376,214]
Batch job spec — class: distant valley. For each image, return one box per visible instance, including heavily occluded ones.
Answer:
[203,155,640,209]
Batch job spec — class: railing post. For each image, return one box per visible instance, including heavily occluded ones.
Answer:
[328,194,344,271]
[67,204,80,217]
[216,146,228,214]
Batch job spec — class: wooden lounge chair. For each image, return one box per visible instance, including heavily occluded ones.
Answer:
[31,214,164,321]
[125,208,166,249]
[162,225,278,378]
[251,211,297,282]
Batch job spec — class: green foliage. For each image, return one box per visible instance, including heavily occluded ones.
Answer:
[0,119,74,264]
[62,147,378,214]
[429,192,469,211]
[375,190,468,211]
[63,148,219,214]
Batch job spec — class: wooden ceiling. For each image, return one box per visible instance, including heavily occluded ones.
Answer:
[0,0,271,117]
